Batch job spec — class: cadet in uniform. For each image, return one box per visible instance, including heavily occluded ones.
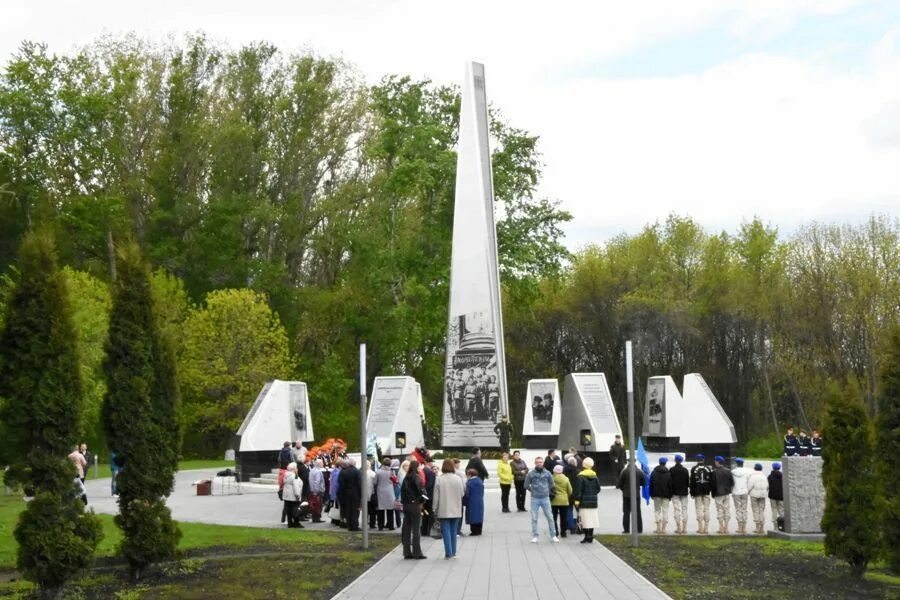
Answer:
[731,457,751,534]
[669,454,690,534]
[768,462,784,530]
[690,454,713,534]
[810,429,823,457]
[783,426,799,456]
[747,463,769,534]
[711,455,734,534]
[649,457,673,534]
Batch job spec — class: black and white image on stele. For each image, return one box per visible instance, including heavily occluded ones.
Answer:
[522,379,560,435]
[440,61,509,448]
[645,377,665,435]
[642,375,683,439]
[288,383,309,442]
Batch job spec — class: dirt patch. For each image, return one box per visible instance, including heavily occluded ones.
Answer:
[599,536,900,600]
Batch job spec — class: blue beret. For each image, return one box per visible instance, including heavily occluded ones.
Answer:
[675,454,684,462]
[754,463,763,470]
[659,457,668,465]
[735,458,744,465]
[772,462,781,470]
[696,453,705,460]
[714,455,725,463]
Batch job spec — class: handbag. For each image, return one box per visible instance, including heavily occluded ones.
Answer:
[394,499,403,511]
[329,505,342,521]
[430,521,443,539]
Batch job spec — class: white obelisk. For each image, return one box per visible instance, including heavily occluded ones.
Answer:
[441,62,509,448]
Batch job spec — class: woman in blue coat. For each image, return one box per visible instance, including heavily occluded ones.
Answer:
[464,469,485,535]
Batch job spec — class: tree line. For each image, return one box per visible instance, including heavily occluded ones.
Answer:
[1,35,898,457]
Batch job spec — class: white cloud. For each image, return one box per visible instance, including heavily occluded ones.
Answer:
[3,1,899,247]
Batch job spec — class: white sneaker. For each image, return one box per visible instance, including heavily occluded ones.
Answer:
[551,536,560,543]
[530,536,539,543]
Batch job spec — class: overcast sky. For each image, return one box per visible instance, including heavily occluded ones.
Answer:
[3,0,899,248]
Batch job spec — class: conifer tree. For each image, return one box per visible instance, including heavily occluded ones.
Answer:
[102,243,181,579]
[878,327,900,573]
[821,380,880,578]
[0,231,102,595]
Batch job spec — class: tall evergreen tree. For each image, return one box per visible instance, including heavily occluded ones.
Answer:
[878,327,900,573]
[102,242,181,579]
[821,380,880,577]
[0,231,102,595]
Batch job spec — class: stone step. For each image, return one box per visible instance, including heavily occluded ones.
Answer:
[248,477,278,486]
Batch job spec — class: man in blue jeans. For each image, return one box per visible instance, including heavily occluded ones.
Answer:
[524,456,558,543]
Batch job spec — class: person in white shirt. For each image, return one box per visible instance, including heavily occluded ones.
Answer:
[747,463,770,535]
[731,458,751,534]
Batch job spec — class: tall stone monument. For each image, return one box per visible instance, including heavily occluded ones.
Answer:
[679,373,737,458]
[642,375,683,451]
[558,373,623,483]
[441,62,509,449]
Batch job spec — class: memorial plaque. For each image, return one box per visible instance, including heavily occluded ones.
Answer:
[441,62,509,448]
[523,379,560,435]
[367,376,425,455]
[558,373,622,452]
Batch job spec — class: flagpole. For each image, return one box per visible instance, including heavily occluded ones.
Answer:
[626,341,638,548]
[359,343,369,550]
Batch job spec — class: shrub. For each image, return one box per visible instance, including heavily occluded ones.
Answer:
[0,232,102,594]
[740,435,783,459]
[877,327,900,574]
[103,243,181,579]
[821,380,880,578]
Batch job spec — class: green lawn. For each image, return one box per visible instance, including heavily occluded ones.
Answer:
[0,492,396,599]
[600,535,900,600]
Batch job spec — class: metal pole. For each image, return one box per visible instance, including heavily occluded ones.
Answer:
[626,341,638,548]
[359,343,369,550]
[94,454,98,479]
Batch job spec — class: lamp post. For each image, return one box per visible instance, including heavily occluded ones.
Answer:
[359,343,369,550]
[626,340,638,548]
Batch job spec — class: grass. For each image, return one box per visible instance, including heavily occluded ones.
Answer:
[0,491,396,599]
[600,535,900,600]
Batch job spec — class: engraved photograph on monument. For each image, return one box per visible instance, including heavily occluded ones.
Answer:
[288,382,309,442]
[440,61,509,449]
[523,379,560,435]
[642,375,683,450]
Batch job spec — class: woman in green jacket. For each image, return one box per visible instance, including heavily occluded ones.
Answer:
[551,464,573,537]
[497,452,514,513]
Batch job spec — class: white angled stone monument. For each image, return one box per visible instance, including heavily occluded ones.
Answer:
[558,373,623,457]
[441,61,509,449]
[234,380,314,480]
[642,375,684,450]
[367,376,425,456]
[678,372,737,457]
[523,379,561,447]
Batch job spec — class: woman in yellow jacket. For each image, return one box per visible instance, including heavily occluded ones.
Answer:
[551,464,574,537]
[497,453,514,513]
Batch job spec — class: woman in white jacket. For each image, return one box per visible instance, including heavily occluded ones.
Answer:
[283,463,304,529]
[747,463,770,535]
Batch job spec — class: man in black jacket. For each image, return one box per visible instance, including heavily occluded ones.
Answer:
[767,462,784,531]
[338,458,363,532]
[711,455,735,534]
[649,457,674,534]
[466,447,489,481]
[617,459,646,534]
[420,460,437,536]
[690,454,713,534]
[810,429,823,457]
[544,449,562,473]
[783,427,799,456]
[669,454,690,534]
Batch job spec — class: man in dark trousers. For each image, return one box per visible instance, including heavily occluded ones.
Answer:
[296,459,311,520]
[649,457,674,534]
[669,454,690,534]
[609,435,627,475]
[617,458,646,534]
[768,462,784,531]
[466,447,489,481]
[420,459,437,537]
[690,454,713,534]
[338,458,363,532]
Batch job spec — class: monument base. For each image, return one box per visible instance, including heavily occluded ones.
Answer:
[523,435,558,450]
[642,436,680,452]
[680,442,738,463]
[767,530,825,542]
[235,449,279,482]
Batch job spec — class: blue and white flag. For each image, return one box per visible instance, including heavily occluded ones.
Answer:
[637,437,651,505]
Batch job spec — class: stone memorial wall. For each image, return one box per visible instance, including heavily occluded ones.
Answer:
[783,456,825,533]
